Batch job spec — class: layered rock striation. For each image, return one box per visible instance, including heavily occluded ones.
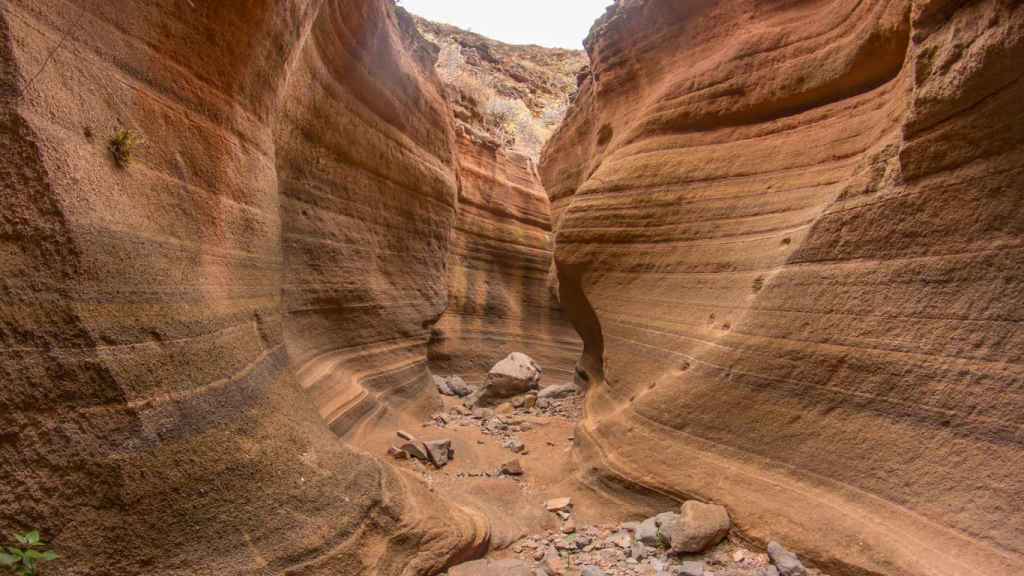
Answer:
[428,126,581,385]
[541,1,1024,575]
[0,0,486,573]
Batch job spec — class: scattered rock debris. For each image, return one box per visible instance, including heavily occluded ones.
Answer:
[390,431,453,469]
[444,501,826,576]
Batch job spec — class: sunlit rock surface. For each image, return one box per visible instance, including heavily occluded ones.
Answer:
[541,1,1024,575]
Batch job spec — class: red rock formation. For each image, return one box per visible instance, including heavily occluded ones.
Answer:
[429,126,581,385]
[541,1,1024,575]
[0,0,485,573]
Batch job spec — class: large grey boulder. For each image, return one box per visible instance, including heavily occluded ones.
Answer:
[669,500,731,554]
[767,542,807,576]
[472,353,542,405]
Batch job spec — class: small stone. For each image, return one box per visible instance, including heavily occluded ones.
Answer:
[543,547,564,575]
[562,518,577,534]
[500,459,524,476]
[446,375,473,397]
[680,561,704,576]
[399,441,428,461]
[538,382,578,399]
[537,398,551,410]
[396,430,416,441]
[606,530,632,549]
[767,542,806,576]
[545,497,573,512]
[472,407,495,419]
[532,549,545,561]
[576,535,593,549]
[504,438,526,453]
[387,446,408,459]
[434,374,455,396]
[635,517,659,546]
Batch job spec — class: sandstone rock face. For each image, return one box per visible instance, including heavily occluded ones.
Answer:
[428,127,581,386]
[0,0,485,574]
[541,1,1024,575]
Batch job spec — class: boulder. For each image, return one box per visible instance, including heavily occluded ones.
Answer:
[669,500,731,554]
[424,439,453,468]
[538,382,578,399]
[767,542,807,576]
[450,559,532,576]
[473,353,543,405]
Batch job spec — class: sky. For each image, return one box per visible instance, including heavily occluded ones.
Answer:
[399,0,614,50]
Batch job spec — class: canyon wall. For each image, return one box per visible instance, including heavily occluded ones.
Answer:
[0,1,486,574]
[429,126,581,384]
[541,1,1024,575]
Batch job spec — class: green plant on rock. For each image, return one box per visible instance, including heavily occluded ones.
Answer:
[109,127,144,168]
[654,530,670,550]
[0,531,58,576]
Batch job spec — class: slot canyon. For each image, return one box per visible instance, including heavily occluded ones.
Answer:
[0,1,1021,576]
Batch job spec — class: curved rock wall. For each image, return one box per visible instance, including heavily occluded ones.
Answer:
[429,127,581,384]
[541,1,1024,575]
[0,0,484,574]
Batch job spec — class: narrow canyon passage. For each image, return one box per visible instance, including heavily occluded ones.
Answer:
[1,1,1022,576]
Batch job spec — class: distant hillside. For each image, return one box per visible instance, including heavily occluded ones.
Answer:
[414,16,589,159]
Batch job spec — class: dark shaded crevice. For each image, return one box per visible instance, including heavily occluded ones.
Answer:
[555,261,604,388]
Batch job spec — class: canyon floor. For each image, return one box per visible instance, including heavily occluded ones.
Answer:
[349,363,826,576]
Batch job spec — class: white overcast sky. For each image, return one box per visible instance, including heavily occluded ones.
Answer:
[400,0,614,49]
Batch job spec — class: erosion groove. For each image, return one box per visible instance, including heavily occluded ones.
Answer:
[541,1,1024,576]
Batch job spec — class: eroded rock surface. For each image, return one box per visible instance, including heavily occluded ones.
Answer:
[428,126,581,387]
[0,0,485,573]
[541,1,1024,575]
